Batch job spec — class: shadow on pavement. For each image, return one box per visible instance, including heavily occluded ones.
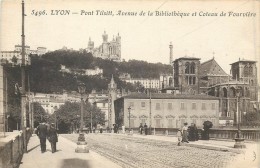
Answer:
[27,144,40,153]
[60,158,91,168]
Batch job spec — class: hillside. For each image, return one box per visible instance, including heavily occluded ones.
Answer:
[8,50,172,94]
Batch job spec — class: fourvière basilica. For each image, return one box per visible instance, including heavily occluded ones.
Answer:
[87,31,121,62]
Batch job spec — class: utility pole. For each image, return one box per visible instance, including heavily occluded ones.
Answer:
[21,0,27,152]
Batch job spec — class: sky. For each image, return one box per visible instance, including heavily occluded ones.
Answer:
[0,0,259,77]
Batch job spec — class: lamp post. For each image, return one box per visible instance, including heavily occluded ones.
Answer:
[128,106,131,132]
[91,102,96,133]
[54,106,58,130]
[75,82,89,153]
[234,87,246,148]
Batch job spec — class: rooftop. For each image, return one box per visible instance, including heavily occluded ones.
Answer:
[174,56,201,62]
[230,58,256,65]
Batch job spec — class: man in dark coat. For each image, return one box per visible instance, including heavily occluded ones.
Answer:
[144,123,148,135]
[36,122,48,153]
[48,123,58,153]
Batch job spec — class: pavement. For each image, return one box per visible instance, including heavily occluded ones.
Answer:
[19,134,121,168]
[15,132,260,168]
[108,132,260,168]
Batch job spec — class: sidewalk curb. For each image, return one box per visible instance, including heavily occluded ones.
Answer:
[102,133,244,154]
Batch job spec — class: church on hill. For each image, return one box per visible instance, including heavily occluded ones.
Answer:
[87,31,121,62]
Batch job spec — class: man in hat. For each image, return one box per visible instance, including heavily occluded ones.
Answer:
[48,123,58,153]
[36,122,48,153]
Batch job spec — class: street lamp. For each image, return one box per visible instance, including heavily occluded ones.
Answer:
[91,102,96,133]
[75,82,89,153]
[53,106,58,130]
[234,87,246,148]
[128,106,131,132]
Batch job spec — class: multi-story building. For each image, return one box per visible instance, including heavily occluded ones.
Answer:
[0,51,31,65]
[114,93,219,129]
[121,74,173,91]
[87,31,121,62]
[85,67,103,76]
[59,65,103,77]
[15,45,47,55]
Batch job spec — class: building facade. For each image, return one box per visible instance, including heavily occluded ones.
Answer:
[173,57,201,94]
[0,51,31,65]
[114,93,219,129]
[87,31,121,62]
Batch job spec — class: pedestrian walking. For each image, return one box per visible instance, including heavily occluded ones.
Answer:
[176,129,182,146]
[48,123,58,153]
[97,123,101,133]
[181,122,189,143]
[194,124,199,141]
[113,124,117,133]
[144,123,148,135]
[139,123,143,135]
[100,124,103,133]
[36,122,48,153]
[188,123,196,141]
[122,125,125,134]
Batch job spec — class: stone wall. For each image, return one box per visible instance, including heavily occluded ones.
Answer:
[0,131,31,168]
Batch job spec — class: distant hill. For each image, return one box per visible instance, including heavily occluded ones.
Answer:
[8,50,172,94]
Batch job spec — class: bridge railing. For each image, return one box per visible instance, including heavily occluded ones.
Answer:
[126,127,260,141]
[0,129,32,168]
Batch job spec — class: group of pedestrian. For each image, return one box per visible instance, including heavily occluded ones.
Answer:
[113,124,119,133]
[177,122,199,146]
[139,123,148,135]
[36,122,58,153]
[96,123,103,133]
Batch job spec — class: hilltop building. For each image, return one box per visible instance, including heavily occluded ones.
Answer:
[87,31,121,62]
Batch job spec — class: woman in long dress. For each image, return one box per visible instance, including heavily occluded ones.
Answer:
[181,122,189,143]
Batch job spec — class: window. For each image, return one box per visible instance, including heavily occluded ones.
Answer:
[130,119,135,128]
[141,102,145,108]
[192,103,197,110]
[130,102,134,108]
[189,76,192,85]
[180,102,185,110]
[141,119,146,125]
[156,103,161,110]
[168,103,173,110]
[202,103,206,110]
[193,77,196,85]
[103,103,106,107]
[227,111,230,117]
[156,119,161,128]
[190,62,195,74]
[211,103,216,110]
[185,62,190,74]
[180,119,185,127]
[168,119,173,128]
[192,119,197,125]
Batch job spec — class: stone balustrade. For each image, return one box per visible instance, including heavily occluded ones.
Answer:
[0,130,31,168]
[127,127,260,141]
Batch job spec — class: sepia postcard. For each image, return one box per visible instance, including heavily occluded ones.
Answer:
[0,0,259,168]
